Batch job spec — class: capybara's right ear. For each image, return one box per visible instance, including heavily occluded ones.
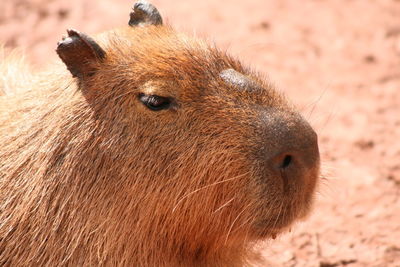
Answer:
[56,29,106,78]
[129,0,163,27]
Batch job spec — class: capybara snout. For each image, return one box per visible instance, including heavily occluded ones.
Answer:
[0,1,320,266]
[257,111,320,224]
[261,111,320,191]
[218,67,320,210]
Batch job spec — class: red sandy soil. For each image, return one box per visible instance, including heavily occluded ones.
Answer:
[1,0,399,266]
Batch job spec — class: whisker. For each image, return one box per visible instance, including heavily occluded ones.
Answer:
[305,87,328,121]
[318,109,336,136]
[212,197,235,214]
[224,202,252,245]
[231,213,254,235]
[243,215,257,247]
[172,172,249,212]
[271,201,284,230]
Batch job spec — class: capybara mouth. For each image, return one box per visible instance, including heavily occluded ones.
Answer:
[251,151,320,239]
[253,197,312,239]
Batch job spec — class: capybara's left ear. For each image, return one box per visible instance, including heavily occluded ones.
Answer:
[129,0,163,27]
[56,29,106,78]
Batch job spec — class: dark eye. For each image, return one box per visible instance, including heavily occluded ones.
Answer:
[138,93,171,111]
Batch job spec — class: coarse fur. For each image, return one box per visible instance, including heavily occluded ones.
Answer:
[0,6,320,267]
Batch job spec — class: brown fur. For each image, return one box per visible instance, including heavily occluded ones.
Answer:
[0,23,320,266]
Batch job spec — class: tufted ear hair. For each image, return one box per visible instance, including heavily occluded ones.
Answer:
[56,29,106,78]
[129,0,163,27]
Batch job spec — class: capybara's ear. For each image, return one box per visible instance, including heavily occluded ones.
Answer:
[129,0,163,27]
[56,29,106,78]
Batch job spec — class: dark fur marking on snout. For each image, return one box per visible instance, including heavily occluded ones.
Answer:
[220,69,257,91]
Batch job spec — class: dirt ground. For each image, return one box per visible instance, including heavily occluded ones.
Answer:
[1,0,399,266]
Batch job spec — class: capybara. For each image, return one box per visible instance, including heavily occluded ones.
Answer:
[0,1,320,266]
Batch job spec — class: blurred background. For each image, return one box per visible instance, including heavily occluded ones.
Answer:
[1,0,399,266]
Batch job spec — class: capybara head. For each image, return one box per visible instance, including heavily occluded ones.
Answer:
[0,1,320,266]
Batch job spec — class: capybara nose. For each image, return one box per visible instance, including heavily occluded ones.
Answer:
[272,153,295,170]
[265,113,320,189]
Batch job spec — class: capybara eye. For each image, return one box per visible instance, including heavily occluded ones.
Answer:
[139,93,171,111]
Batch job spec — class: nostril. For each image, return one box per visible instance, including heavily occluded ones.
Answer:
[280,155,292,169]
[271,153,295,171]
